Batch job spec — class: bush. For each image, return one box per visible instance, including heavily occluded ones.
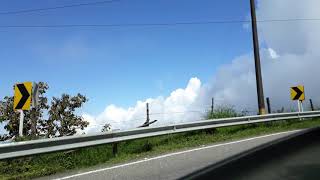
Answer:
[206,105,245,119]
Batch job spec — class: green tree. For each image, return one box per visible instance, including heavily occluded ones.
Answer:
[0,96,19,140]
[0,82,49,140]
[26,82,50,137]
[44,93,89,137]
[0,83,90,140]
[101,123,112,132]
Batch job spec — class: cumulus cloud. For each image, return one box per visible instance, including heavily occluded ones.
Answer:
[83,78,203,133]
[82,0,320,133]
[268,48,279,59]
[257,0,320,55]
[197,0,320,112]
[196,50,320,114]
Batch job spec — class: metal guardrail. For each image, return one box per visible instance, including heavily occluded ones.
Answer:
[0,111,320,160]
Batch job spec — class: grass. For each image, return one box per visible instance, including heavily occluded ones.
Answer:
[1,118,320,180]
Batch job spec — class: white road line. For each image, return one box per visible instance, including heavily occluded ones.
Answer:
[55,129,302,180]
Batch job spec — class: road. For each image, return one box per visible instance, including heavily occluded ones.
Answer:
[40,130,303,180]
[187,127,320,180]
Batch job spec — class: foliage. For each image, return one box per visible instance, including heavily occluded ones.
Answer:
[0,96,19,139]
[0,83,49,140]
[44,93,89,137]
[1,118,320,180]
[206,105,247,119]
[0,82,89,140]
[101,123,112,132]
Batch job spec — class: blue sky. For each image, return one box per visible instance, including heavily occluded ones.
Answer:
[0,0,254,115]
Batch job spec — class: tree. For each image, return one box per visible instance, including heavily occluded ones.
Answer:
[0,83,89,140]
[0,82,49,140]
[44,93,89,137]
[26,82,50,137]
[0,96,19,139]
[101,123,112,132]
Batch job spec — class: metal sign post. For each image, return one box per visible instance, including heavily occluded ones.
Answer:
[18,110,24,137]
[14,82,33,137]
[300,100,304,112]
[291,85,305,119]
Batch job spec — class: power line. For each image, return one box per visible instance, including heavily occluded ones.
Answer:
[1,18,320,28]
[150,110,205,116]
[0,0,120,15]
[0,21,248,28]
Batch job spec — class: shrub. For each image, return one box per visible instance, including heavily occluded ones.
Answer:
[206,105,245,119]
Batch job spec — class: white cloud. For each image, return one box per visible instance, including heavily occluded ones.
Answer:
[82,0,320,134]
[197,0,320,111]
[257,0,320,55]
[83,78,203,133]
[268,48,279,59]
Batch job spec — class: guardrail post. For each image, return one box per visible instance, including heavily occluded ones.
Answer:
[112,143,118,156]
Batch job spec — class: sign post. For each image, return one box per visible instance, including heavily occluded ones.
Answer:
[18,110,24,137]
[291,85,305,120]
[14,82,33,137]
[300,100,304,112]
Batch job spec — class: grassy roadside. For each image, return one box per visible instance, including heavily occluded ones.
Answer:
[1,118,320,180]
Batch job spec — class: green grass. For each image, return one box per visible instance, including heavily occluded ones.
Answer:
[1,118,320,180]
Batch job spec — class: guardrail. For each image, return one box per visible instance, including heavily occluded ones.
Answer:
[0,111,320,160]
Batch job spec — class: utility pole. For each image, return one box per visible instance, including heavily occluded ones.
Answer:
[250,0,266,115]
[139,103,157,127]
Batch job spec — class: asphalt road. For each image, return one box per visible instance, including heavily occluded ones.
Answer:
[41,130,302,180]
[187,127,320,180]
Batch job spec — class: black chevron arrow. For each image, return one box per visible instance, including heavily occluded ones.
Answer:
[292,87,303,100]
[15,84,30,109]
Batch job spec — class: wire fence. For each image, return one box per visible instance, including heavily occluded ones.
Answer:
[87,102,263,132]
[2,98,318,135]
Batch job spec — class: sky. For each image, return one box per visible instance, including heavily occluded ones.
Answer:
[1,0,320,134]
[0,0,252,114]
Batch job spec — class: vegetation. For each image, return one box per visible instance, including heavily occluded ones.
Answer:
[1,99,319,179]
[206,105,248,119]
[0,82,89,140]
[1,117,320,179]
[101,123,112,132]
[44,93,88,137]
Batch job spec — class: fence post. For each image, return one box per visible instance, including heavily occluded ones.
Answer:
[211,98,214,115]
[266,97,271,114]
[310,99,315,111]
[146,103,150,127]
[112,142,118,156]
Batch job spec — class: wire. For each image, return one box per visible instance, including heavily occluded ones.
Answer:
[0,0,121,15]
[1,18,319,29]
[0,21,247,28]
[258,18,320,23]
[150,110,205,115]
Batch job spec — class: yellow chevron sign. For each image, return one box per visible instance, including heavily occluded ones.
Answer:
[290,85,305,101]
[14,82,32,110]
